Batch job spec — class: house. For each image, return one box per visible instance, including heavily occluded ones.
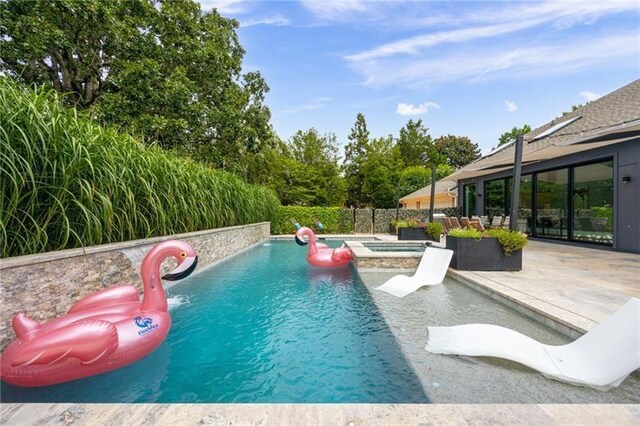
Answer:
[400,179,458,209]
[449,79,640,253]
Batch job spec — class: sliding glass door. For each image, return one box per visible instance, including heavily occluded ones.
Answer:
[572,160,613,244]
[535,169,569,239]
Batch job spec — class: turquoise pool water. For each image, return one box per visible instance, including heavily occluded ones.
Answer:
[1,241,427,403]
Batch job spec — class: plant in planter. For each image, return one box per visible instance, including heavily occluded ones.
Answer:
[425,222,443,242]
[397,218,431,241]
[446,228,528,270]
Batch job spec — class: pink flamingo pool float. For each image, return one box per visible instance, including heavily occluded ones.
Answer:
[295,226,353,268]
[0,240,197,387]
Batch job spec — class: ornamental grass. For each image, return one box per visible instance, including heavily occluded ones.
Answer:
[0,79,279,258]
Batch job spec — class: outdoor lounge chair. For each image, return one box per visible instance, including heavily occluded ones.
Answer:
[442,217,453,233]
[470,219,485,232]
[502,216,510,229]
[490,216,503,228]
[479,215,491,228]
[374,247,454,298]
[425,297,640,390]
[460,217,471,228]
[450,217,462,229]
[290,218,302,230]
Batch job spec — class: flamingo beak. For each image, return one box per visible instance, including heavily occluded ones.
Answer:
[295,235,308,246]
[162,256,198,281]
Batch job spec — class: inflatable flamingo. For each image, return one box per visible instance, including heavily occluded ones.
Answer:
[295,226,353,268]
[0,240,197,387]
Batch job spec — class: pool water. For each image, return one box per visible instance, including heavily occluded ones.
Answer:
[1,241,427,403]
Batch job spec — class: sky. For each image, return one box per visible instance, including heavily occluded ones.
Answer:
[199,0,640,154]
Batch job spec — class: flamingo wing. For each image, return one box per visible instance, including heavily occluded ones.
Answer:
[331,247,354,263]
[67,285,139,314]
[10,320,119,367]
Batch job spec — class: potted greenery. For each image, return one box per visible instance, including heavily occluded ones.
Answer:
[446,228,528,271]
[397,219,442,241]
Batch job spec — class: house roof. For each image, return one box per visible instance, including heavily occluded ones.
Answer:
[449,78,640,181]
[400,179,458,202]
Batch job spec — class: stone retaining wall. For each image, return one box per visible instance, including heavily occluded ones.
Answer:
[0,223,270,351]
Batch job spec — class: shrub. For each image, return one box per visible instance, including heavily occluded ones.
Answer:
[448,228,527,255]
[271,206,353,234]
[484,229,529,255]
[0,79,280,257]
[426,222,443,240]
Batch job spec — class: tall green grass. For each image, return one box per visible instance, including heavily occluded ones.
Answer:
[0,79,280,258]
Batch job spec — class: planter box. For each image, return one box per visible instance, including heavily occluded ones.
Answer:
[445,236,522,271]
[398,227,439,241]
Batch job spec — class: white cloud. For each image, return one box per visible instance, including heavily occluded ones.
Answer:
[240,15,290,28]
[300,0,379,22]
[278,97,334,116]
[580,91,601,102]
[345,2,638,62]
[348,33,639,88]
[505,101,518,112]
[199,0,246,14]
[396,102,440,116]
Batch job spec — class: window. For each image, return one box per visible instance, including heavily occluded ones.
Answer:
[416,201,421,209]
[463,183,477,217]
[484,179,506,217]
[535,168,569,240]
[572,160,613,244]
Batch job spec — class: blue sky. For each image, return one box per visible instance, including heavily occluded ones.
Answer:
[200,1,640,153]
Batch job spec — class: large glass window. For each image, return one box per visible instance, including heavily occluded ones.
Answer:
[535,169,569,239]
[507,175,533,234]
[484,179,506,217]
[572,160,613,244]
[463,183,476,217]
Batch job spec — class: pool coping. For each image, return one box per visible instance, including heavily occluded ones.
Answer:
[2,402,638,425]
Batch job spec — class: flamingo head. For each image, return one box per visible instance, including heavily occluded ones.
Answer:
[160,241,199,281]
[294,226,314,246]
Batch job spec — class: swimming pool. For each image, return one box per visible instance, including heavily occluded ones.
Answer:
[2,241,639,403]
[1,241,426,403]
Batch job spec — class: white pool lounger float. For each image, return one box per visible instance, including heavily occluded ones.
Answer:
[375,247,454,298]
[425,297,640,390]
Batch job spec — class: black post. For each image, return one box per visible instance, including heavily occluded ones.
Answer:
[429,164,437,222]
[395,182,401,222]
[509,134,524,231]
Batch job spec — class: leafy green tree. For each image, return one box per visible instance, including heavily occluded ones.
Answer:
[0,0,273,177]
[343,113,370,207]
[396,119,432,167]
[498,124,531,147]
[361,136,401,208]
[433,135,481,169]
[255,130,346,206]
[398,164,454,197]
[289,129,346,206]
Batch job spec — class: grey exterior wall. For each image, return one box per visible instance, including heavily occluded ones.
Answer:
[457,138,640,253]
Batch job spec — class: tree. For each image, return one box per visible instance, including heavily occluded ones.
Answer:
[433,135,481,169]
[398,164,454,198]
[361,136,401,208]
[396,119,432,167]
[0,0,273,177]
[256,130,346,206]
[343,113,370,207]
[288,129,346,206]
[498,125,531,147]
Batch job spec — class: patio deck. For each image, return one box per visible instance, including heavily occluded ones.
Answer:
[448,239,640,335]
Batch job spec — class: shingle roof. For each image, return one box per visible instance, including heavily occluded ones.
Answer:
[453,78,640,175]
[400,179,458,201]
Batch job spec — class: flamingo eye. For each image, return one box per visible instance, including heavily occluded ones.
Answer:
[180,252,187,258]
